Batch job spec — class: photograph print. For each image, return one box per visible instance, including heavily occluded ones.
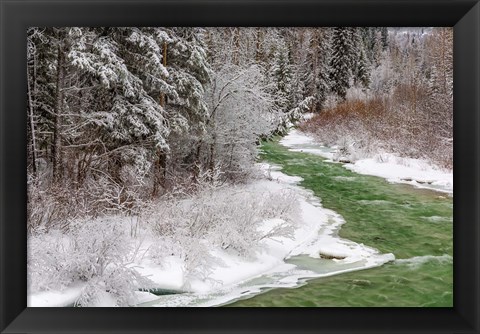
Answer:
[27,27,453,307]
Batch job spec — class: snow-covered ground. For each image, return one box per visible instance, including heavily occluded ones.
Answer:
[137,165,394,306]
[28,285,159,307]
[142,164,394,306]
[28,162,394,307]
[29,128,451,308]
[281,129,453,194]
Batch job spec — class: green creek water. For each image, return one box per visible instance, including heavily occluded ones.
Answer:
[226,139,453,307]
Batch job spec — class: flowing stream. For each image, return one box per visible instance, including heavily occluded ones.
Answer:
[140,135,452,307]
[226,139,453,307]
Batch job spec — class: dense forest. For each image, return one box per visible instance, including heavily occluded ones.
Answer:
[27,27,453,306]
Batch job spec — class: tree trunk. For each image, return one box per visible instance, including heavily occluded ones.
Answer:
[153,41,169,197]
[232,28,240,65]
[255,28,263,62]
[441,28,447,95]
[311,29,320,111]
[27,62,37,178]
[152,149,167,197]
[159,41,167,108]
[52,44,66,182]
[208,133,216,172]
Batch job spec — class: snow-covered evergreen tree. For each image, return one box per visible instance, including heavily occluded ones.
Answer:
[314,29,333,111]
[271,40,294,112]
[329,27,355,100]
[352,29,371,89]
[381,27,389,50]
[159,27,211,189]
[288,28,310,108]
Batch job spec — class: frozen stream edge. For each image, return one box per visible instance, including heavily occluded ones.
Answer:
[138,163,395,307]
[29,130,399,308]
[281,129,453,195]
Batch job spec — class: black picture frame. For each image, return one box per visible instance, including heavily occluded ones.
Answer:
[1,0,479,333]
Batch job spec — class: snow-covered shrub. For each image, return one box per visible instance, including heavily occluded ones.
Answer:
[27,182,83,233]
[148,236,186,260]
[180,238,220,285]
[207,188,298,256]
[66,218,132,280]
[206,193,262,256]
[27,173,149,236]
[148,236,219,288]
[146,185,299,261]
[28,229,72,292]
[259,189,300,225]
[28,217,154,306]
[345,86,369,101]
[194,162,225,190]
[299,96,452,168]
[74,264,150,307]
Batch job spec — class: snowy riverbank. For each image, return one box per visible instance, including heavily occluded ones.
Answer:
[281,129,453,194]
[138,164,395,307]
[29,128,450,308]
[28,163,394,307]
